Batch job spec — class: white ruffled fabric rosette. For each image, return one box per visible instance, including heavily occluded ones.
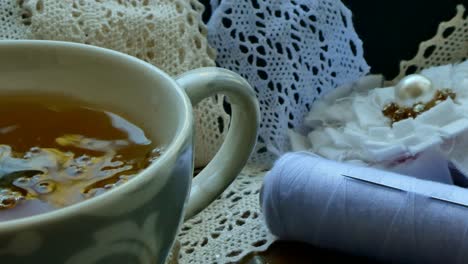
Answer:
[290,60,468,184]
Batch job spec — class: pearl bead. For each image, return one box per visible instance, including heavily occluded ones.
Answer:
[394,74,435,107]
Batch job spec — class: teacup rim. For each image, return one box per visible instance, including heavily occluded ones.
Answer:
[0,40,193,231]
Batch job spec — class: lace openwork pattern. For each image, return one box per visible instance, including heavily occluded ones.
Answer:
[207,0,369,166]
[177,167,273,263]
[389,5,468,84]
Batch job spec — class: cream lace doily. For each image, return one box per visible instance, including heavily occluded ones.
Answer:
[1,1,467,263]
[178,167,272,263]
[389,5,468,84]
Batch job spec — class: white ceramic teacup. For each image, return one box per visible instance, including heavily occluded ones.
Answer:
[0,40,259,263]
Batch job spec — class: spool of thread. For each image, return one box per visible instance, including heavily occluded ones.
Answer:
[261,152,468,263]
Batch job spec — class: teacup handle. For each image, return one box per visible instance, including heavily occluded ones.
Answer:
[175,67,260,219]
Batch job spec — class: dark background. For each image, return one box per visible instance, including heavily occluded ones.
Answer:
[199,0,466,79]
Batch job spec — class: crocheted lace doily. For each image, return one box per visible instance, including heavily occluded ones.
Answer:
[177,167,272,263]
[0,0,227,168]
[207,0,369,166]
[389,5,468,85]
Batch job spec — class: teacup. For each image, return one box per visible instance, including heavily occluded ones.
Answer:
[0,40,259,263]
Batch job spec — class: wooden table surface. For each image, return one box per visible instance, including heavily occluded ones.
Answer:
[239,241,381,264]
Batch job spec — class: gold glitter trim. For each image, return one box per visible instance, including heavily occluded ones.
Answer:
[382,89,456,124]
